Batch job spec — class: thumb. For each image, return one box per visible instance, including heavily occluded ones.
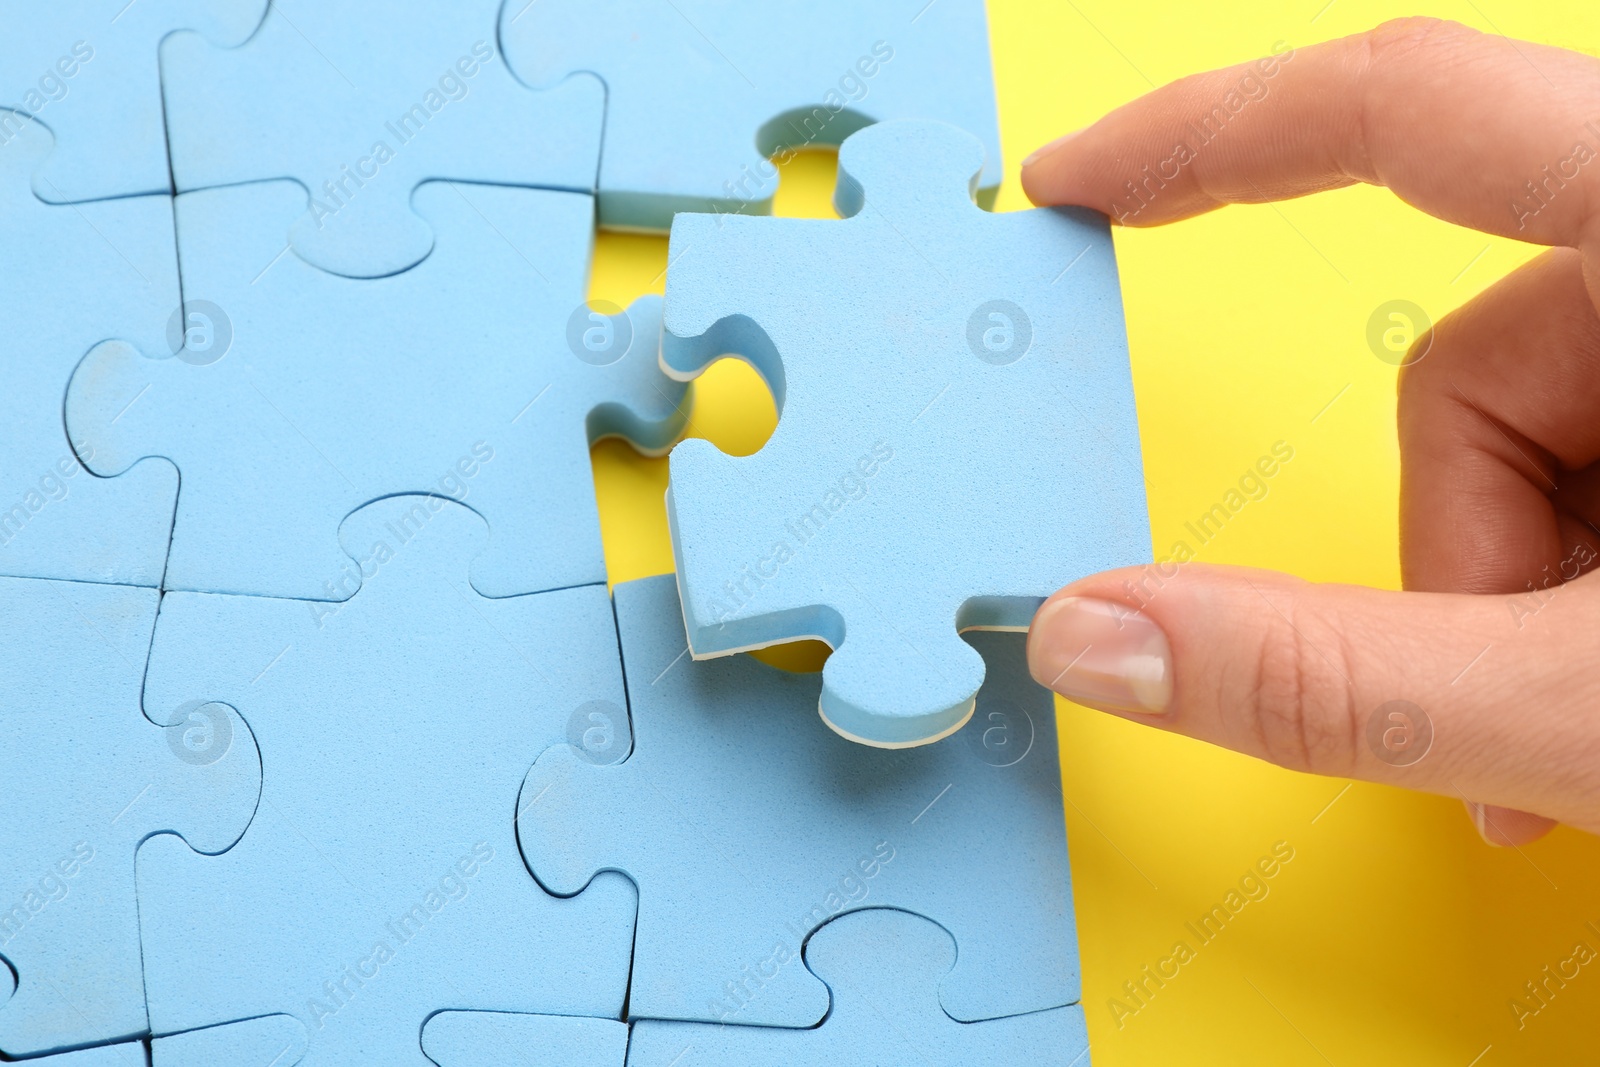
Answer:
[1026,562,1600,835]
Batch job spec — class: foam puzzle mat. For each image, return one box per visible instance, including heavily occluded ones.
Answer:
[1,3,1107,1064]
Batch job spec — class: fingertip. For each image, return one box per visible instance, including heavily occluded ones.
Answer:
[1465,801,1557,846]
[1019,128,1086,207]
[1026,594,1173,715]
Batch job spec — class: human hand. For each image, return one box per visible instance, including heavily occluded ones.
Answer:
[1020,18,1600,845]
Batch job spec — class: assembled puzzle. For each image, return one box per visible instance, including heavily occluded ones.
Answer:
[1,2,1143,1064]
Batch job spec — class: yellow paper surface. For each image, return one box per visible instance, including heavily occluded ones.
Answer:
[587,5,1600,1060]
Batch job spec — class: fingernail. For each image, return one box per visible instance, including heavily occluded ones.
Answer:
[1021,128,1085,169]
[1028,597,1172,714]
[1467,802,1506,848]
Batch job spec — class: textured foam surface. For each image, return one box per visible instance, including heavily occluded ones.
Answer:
[24,1041,151,1067]
[152,1014,307,1067]
[422,1011,628,1067]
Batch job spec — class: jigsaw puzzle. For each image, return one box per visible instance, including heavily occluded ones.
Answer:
[628,909,1090,1067]
[0,111,178,586]
[3,3,1090,1063]
[134,496,636,1067]
[661,118,1149,747]
[0,576,260,1056]
[519,573,1079,1028]
[1,1,266,203]
[160,0,604,277]
[66,180,685,601]
[500,0,1001,230]
[422,1011,627,1067]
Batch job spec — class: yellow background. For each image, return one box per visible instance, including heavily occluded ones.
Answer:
[586,3,1600,1062]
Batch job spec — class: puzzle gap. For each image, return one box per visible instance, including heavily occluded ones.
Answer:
[756,109,876,165]
[589,151,838,671]
[770,147,844,221]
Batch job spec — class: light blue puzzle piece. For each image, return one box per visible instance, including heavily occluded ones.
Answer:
[0,576,260,1056]
[0,0,265,202]
[661,119,1150,747]
[135,496,637,1067]
[0,111,177,586]
[501,0,1000,231]
[422,1012,627,1067]
[519,573,1078,1027]
[629,909,1090,1067]
[21,1041,151,1067]
[161,0,603,277]
[153,1014,307,1067]
[66,179,685,600]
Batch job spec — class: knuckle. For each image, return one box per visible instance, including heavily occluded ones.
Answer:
[1351,18,1479,180]
[1247,602,1360,775]
[1362,17,1472,64]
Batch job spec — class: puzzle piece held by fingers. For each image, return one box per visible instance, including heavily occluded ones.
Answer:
[662,119,1149,747]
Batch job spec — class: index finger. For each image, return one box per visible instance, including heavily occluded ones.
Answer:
[1021,18,1600,254]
